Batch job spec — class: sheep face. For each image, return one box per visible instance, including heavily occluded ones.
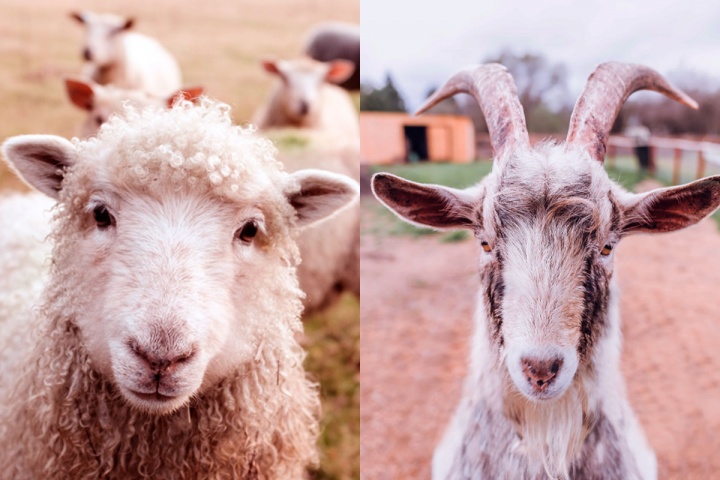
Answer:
[373,146,720,403]
[262,58,355,124]
[2,102,359,415]
[71,11,133,67]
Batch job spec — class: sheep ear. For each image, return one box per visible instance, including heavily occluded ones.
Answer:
[262,60,284,78]
[372,173,478,230]
[167,86,205,108]
[70,11,85,24]
[622,176,720,234]
[65,77,95,111]
[1,135,77,199]
[288,169,359,228]
[325,60,355,84]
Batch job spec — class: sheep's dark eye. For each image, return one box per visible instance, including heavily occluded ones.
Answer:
[93,205,115,229]
[235,221,258,243]
[481,241,492,253]
[95,116,104,126]
[600,244,613,256]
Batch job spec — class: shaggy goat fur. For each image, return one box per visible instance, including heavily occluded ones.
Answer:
[0,99,358,479]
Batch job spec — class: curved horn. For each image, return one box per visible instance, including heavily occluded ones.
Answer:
[416,64,529,160]
[567,62,698,163]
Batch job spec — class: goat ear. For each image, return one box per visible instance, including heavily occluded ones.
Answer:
[288,169,359,228]
[372,173,478,230]
[65,77,95,111]
[1,135,77,199]
[325,60,355,84]
[622,176,720,234]
[70,11,85,24]
[167,86,204,108]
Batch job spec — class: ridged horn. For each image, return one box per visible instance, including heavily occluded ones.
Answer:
[416,63,529,160]
[567,62,698,163]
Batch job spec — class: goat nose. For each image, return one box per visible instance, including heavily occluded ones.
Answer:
[520,357,563,392]
[82,48,92,61]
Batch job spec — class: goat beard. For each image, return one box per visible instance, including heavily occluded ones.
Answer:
[502,376,593,480]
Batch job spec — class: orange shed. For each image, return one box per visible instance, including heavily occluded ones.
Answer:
[360,112,476,165]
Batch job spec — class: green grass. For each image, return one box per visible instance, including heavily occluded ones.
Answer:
[303,295,360,480]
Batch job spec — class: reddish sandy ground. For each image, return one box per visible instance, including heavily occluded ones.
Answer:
[360,186,720,479]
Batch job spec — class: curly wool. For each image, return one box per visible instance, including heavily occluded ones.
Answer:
[0,99,319,479]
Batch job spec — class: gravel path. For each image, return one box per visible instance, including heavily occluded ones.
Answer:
[360,192,720,480]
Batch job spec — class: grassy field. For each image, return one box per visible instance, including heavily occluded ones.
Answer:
[0,1,359,478]
[366,157,720,236]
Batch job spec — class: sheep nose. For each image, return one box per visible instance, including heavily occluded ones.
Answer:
[298,100,309,116]
[131,343,195,374]
[82,48,92,61]
[521,356,563,392]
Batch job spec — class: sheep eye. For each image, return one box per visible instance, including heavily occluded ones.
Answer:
[95,116,104,126]
[600,244,613,256]
[481,241,492,253]
[93,205,115,229]
[235,221,258,243]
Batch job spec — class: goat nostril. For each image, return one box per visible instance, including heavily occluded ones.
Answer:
[551,360,560,374]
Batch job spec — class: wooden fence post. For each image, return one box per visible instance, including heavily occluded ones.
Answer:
[672,148,681,185]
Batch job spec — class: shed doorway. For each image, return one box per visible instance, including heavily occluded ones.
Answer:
[403,125,428,162]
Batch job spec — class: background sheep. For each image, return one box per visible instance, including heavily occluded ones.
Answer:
[0,99,358,479]
[253,57,359,138]
[71,11,182,98]
[65,77,204,138]
[304,22,360,91]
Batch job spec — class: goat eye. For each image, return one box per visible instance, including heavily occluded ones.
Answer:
[600,244,613,256]
[235,221,258,243]
[481,241,492,253]
[93,205,115,229]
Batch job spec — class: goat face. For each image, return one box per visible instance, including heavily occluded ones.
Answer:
[373,62,720,403]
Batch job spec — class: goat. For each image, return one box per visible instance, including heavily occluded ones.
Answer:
[372,62,720,479]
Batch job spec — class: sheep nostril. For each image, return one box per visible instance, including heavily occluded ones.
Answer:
[298,101,309,116]
[82,48,92,61]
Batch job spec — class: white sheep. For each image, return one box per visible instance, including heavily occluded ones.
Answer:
[372,62,720,479]
[65,76,204,138]
[0,98,359,478]
[71,11,182,98]
[253,57,359,138]
[0,192,53,382]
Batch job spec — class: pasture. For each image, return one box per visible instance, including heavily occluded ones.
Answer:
[361,160,720,479]
[0,0,359,478]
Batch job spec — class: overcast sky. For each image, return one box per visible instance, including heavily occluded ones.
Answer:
[361,0,720,111]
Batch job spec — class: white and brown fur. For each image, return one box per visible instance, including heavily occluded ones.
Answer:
[372,62,720,479]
